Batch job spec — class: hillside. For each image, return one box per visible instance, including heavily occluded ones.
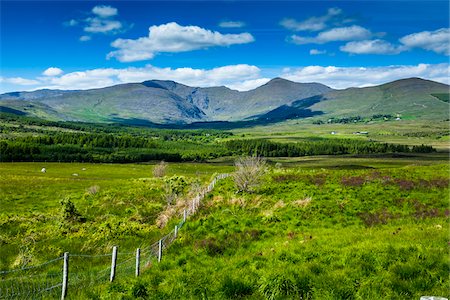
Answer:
[309,78,450,120]
[0,78,331,124]
[0,77,448,125]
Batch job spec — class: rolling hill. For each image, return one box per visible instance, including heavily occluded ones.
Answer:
[0,77,448,125]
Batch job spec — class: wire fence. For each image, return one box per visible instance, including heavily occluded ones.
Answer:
[0,173,229,299]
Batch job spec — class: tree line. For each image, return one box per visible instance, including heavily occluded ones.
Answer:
[225,139,435,157]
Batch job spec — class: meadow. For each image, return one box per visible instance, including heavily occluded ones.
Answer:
[0,152,448,299]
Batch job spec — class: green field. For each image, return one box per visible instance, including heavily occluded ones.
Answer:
[0,154,448,299]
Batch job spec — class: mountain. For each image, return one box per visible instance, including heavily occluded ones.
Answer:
[0,77,448,125]
[256,78,450,122]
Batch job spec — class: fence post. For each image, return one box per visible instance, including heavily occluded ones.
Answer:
[158,239,162,262]
[174,225,178,239]
[61,252,69,300]
[183,209,187,222]
[110,246,117,282]
[135,248,140,277]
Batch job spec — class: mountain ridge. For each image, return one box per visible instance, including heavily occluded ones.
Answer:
[0,77,448,125]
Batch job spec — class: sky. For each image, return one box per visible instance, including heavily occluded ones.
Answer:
[0,0,449,93]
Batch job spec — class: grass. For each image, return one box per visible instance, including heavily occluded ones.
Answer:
[0,157,448,299]
[231,119,450,150]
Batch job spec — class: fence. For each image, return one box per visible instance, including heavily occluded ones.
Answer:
[0,173,230,299]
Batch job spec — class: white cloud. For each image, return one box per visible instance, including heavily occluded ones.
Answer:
[92,5,118,18]
[42,67,64,76]
[107,22,255,62]
[84,18,123,34]
[227,78,271,91]
[400,28,450,55]
[309,49,327,55]
[2,63,448,94]
[281,63,450,89]
[0,77,40,86]
[219,21,246,28]
[79,35,92,42]
[290,25,371,44]
[280,7,343,32]
[0,64,263,92]
[340,39,404,55]
[64,5,126,36]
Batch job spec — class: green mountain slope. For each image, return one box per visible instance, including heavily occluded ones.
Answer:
[309,78,450,120]
[0,78,331,124]
[0,77,448,124]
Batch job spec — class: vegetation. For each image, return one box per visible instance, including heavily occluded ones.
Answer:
[0,157,448,299]
[0,111,448,299]
[233,156,267,193]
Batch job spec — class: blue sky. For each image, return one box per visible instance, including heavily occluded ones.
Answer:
[1,1,449,92]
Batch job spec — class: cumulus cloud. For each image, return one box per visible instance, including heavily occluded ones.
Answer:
[92,5,118,18]
[400,28,450,55]
[219,21,246,28]
[340,39,404,55]
[64,5,127,39]
[280,7,343,32]
[42,67,64,76]
[290,25,371,44]
[0,64,263,92]
[84,18,123,34]
[281,63,450,89]
[0,77,40,86]
[309,49,327,55]
[2,63,448,94]
[107,22,255,62]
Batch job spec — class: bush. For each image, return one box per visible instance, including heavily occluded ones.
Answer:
[233,156,267,192]
[153,161,168,178]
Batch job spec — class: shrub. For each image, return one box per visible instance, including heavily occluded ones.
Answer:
[233,156,267,192]
[60,198,84,223]
[153,161,168,177]
[86,185,100,195]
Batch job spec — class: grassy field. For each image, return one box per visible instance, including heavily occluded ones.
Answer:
[233,119,450,150]
[0,154,448,299]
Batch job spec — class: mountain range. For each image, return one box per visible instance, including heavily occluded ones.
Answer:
[0,77,448,125]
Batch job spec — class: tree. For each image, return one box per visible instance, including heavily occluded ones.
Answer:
[233,156,267,193]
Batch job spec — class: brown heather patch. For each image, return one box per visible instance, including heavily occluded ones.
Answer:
[341,176,366,187]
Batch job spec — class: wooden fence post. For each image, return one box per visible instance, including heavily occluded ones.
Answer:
[110,246,117,282]
[135,248,140,277]
[174,225,178,239]
[183,209,187,222]
[61,252,69,300]
[158,239,162,262]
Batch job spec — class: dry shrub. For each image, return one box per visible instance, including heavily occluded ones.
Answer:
[153,161,168,178]
[233,156,267,192]
[292,197,312,207]
[229,197,246,207]
[273,200,286,209]
[87,185,100,195]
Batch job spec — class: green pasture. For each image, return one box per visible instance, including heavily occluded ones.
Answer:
[0,157,448,299]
